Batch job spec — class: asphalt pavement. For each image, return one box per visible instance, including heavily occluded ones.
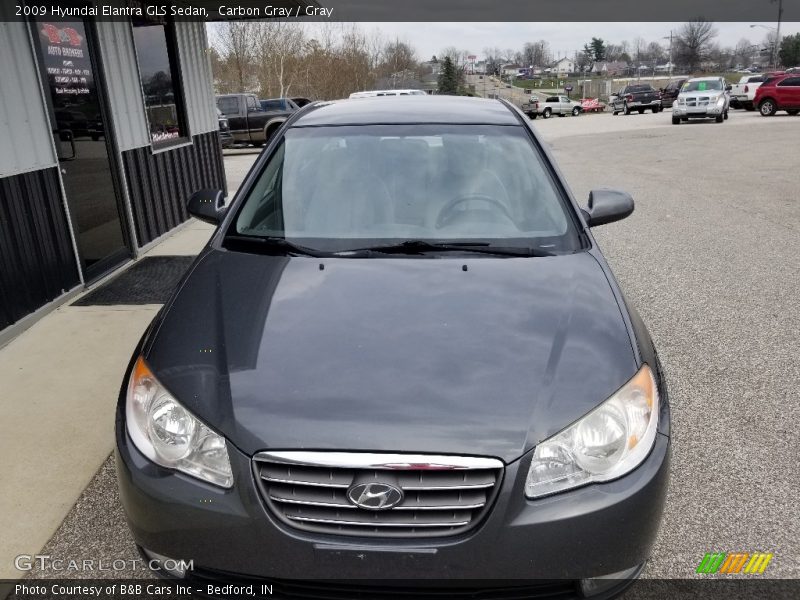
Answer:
[23,107,800,582]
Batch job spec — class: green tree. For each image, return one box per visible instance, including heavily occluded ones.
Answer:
[779,33,800,67]
[437,56,459,95]
[590,37,607,62]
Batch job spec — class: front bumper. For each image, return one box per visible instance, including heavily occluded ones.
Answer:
[673,103,726,117]
[627,100,660,109]
[116,405,670,586]
[218,129,234,148]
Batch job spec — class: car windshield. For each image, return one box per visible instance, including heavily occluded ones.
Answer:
[682,80,722,92]
[228,124,581,254]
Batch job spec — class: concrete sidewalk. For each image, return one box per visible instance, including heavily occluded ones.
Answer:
[0,152,258,579]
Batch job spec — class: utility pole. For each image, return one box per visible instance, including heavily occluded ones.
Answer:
[667,31,673,79]
[774,0,783,69]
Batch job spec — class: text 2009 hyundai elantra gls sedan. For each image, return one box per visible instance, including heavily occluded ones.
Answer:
[116,96,670,598]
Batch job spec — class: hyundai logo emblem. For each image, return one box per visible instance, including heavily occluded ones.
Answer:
[347,482,404,510]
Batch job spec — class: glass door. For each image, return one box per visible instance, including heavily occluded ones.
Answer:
[32,17,131,282]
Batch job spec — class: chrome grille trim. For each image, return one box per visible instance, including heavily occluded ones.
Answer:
[253,451,504,538]
[257,450,504,470]
[286,516,472,528]
[269,495,487,512]
[261,476,350,489]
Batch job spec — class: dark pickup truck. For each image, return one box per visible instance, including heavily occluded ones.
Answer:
[215,93,296,147]
[610,84,662,115]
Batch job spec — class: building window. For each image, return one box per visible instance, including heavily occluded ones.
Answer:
[131,16,188,145]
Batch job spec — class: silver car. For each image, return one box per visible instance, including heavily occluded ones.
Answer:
[538,95,582,118]
[671,77,731,124]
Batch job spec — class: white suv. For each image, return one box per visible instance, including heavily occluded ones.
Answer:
[672,77,731,124]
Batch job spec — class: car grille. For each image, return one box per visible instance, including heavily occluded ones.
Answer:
[686,96,710,107]
[253,452,504,538]
[187,568,579,599]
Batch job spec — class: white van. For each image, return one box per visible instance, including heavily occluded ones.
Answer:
[349,89,427,99]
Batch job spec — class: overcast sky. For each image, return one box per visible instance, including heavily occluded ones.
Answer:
[303,22,800,61]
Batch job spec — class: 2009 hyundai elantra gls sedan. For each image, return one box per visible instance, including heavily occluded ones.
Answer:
[116,96,670,598]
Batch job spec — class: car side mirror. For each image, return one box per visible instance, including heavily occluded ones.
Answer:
[187,189,226,225]
[583,189,634,227]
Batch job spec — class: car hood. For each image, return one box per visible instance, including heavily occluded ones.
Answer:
[145,249,637,463]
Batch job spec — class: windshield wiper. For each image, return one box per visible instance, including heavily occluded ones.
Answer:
[224,235,331,257]
[336,240,556,257]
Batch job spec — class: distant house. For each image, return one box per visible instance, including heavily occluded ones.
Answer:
[552,57,575,76]
[502,63,524,76]
[421,59,441,76]
[592,61,629,76]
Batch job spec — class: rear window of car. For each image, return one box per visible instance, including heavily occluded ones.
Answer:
[261,99,286,110]
[217,96,239,115]
[230,124,582,253]
[628,85,654,92]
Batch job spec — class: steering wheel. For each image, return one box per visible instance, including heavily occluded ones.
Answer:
[435,194,515,229]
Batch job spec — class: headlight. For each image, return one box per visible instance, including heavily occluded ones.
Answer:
[525,364,658,498]
[126,357,234,488]
[677,97,686,105]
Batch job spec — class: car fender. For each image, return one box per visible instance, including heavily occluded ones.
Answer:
[262,117,287,141]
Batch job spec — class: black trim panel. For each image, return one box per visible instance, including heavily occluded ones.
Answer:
[0,167,80,330]
[122,130,227,247]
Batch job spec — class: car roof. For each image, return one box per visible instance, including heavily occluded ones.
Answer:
[293,96,519,127]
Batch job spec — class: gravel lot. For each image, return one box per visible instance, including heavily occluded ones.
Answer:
[26,108,799,584]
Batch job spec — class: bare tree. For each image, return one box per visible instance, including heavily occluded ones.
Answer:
[733,38,754,67]
[521,40,551,68]
[211,22,391,101]
[646,41,666,65]
[253,21,304,98]
[378,39,417,88]
[212,21,256,92]
[674,19,718,72]
[483,47,503,74]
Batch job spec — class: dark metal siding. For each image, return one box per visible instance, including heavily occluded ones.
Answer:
[0,167,80,330]
[122,131,227,247]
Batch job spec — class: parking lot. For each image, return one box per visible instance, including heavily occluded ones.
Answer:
[24,106,799,582]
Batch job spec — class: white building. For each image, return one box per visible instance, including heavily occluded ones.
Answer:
[552,57,576,76]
